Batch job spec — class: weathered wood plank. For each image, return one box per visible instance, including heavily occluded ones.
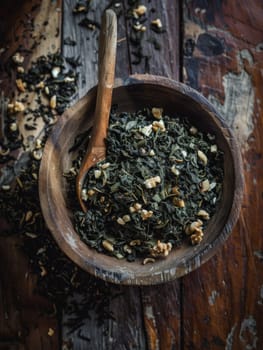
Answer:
[0,1,62,349]
[182,1,263,348]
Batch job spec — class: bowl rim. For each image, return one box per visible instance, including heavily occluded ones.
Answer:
[39,74,244,285]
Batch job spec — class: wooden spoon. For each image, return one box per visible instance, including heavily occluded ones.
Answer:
[76,9,117,211]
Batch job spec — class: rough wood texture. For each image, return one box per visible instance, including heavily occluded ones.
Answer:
[0,1,61,349]
[182,0,263,349]
[1,0,262,349]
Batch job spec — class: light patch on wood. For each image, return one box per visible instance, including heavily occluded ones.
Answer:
[239,315,258,349]
[208,49,255,149]
[208,290,219,306]
[225,324,237,350]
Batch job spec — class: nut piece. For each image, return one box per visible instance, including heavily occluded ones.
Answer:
[50,95,57,109]
[144,176,161,189]
[151,107,163,119]
[200,179,210,192]
[197,149,208,165]
[12,52,24,64]
[152,119,166,132]
[210,144,218,153]
[151,18,163,29]
[117,217,126,225]
[150,240,172,258]
[133,5,147,17]
[141,209,153,220]
[173,198,185,207]
[190,231,204,245]
[197,209,210,220]
[171,165,180,176]
[102,240,114,252]
[16,79,26,92]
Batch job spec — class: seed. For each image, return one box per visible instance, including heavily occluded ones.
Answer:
[16,79,26,92]
[171,165,180,176]
[102,240,114,252]
[50,95,57,109]
[210,144,218,153]
[197,150,208,165]
[48,328,54,337]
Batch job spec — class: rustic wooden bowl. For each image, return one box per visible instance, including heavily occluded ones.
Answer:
[39,74,244,285]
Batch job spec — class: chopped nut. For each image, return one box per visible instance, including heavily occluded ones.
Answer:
[143,257,155,265]
[171,186,180,195]
[48,328,54,337]
[173,198,185,207]
[185,220,203,235]
[40,265,47,277]
[133,5,147,17]
[51,66,61,78]
[200,179,210,192]
[197,149,208,165]
[122,214,131,223]
[149,149,155,156]
[8,101,25,113]
[12,52,24,64]
[134,203,142,211]
[32,149,42,161]
[64,76,75,83]
[25,210,33,222]
[189,126,198,135]
[87,189,96,197]
[171,165,180,176]
[210,144,218,153]
[50,95,57,109]
[190,231,204,245]
[101,162,110,169]
[94,169,102,179]
[129,239,141,246]
[150,240,172,258]
[35,81,45,89]
[123,244,132,254]
[45,86,50,95]
[151,107,163,119]
[117,217,126,225]
[9,122,18,132]
[141,209,153,220]
[102,240,114,252]
[17,66,24,74]
[144,176,161,189]
[151,18,163,28]
[81,189,88,201]
[35,139,42,149]
[16,79,26,92]
[152,119,166,132]
[197,209,210,220]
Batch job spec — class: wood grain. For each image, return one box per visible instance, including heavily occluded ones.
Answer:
[182,0,263,348]
[0,0,62,349]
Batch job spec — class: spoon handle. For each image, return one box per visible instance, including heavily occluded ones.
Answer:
[90,9,117,149]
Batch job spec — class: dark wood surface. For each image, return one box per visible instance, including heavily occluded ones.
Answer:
[0,1,262,349]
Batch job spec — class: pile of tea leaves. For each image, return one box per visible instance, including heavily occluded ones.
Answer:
[73,107,224,263]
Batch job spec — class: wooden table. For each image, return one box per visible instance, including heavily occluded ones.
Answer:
[0,1,262,349]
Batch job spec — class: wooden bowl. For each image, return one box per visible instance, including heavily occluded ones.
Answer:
[39,74,244,285]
